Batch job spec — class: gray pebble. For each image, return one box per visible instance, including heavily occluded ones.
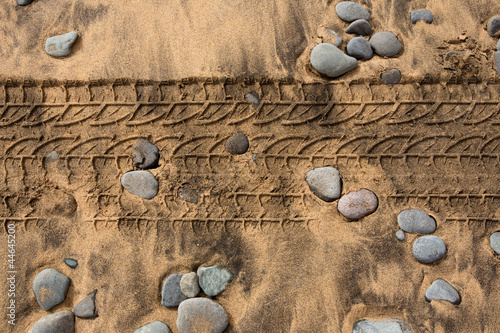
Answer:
[45,31,78,57]
[353,319,414,333]
[180,272,200,298]
[74,289,98,318]
[497,39,500,51]
[134,321,172,333]
[178,187,199,204]
[306,166,342,202]
[29,310,74,333]
[346,19,372,35]
[245,91,260,107]
[397,209,436,234]
[64,258,78,269]
[487,15,500,37]
[495,51,500,76]
[310,43,358,77]
[161,274,188,307]
[412,235,446,264]
[337,189,378,220]
[346,37,373,60]
[335,1,370,22]
[395,230,406,241]
[33,268,70,311]
[489,232,500,254]
[177,298,228,333]
[425,278,461,305]
[370,32,402,57]
[225,133,249,155]
[17,0,33,5]
[45,150,59,164]
[121,170,158,200]
[197,266,234,297]
[132,139,160,169]
[410,9,433,24]
[381,69,402,84]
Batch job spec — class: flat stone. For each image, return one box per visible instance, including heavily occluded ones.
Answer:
[487,15,500,37]
[346,19,372,35]
[397,209,436,234]
[134,321,172,333]
[495,51,500,76]
[353,319,413,333]
[74,289,98,318]
[161,273,189,307]
[306,166,342,202]
[197,266,234,297]
[132,139,160,169]
[382,69,401,84]
[335,1,370,22]
[177,298,229,333]
[121,170,159,199]
[346,37,373,60]
[178,187,199,204]
[45,31,78,57]
[410,9,433,24]
[17,0,34,5]
[370,32,402,57]
[395,230,406,242]
[180,272,200,298]
[29,310,74,333]
[489,232,500,254]
[425,278,461,305]
[246,91,260,107]
[33,268,70,311]
[337,189,378,220]
[225,133,249,155]
[310,43,358,77]
[64,258,78,269]
[412,235,446,264]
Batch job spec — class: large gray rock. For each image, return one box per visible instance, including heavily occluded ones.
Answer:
[177,298,229,333]
[412,235,446,264]
[33,268,70,311]
[410,9,433,24]
[487,15,500,37]
[306,166,342,202]
[381,69,402,84]
[335,1,370,22]
[161,273,189,307]
[225,133,249,155]
[425,279,461,305]
[346,37,373,60]
[337,189,378,220]
[490,231,500,254]
[121,170,159,199]
[353,319,413,332]
[45,31,78,57]
[346,19,372,36]
[134,321,172,333]
[74,290,98,318]
[397,209,436,234]
[370,32,402,57]
[132,139,160,169]
[29,310,74,333]
[197,266,234,297]
[180,272,200,298]
[310,43,358,77]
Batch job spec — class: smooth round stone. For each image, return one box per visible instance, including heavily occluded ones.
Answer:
[64,258,78,269]
[132,139,160,169]
[74,289,98,318]
[197,266,234,297]
[346,37,373,60]
[397,209,436,234]
[225,133,249,155]
[337,189,378,220]
[178,187,199,204]
[395,230,406,242]
[306,166,342,202]
[177,298,228,333]
[45,31,78,57]
[33,268,70,311]
[45,150,59,164]
[370,32,402,57]
[412,235,446,264]
[161,273,188,307]
[382,69,402,84]
[335,1,370,22]
[346,19,372,35]
[121,170,159,199]
[425,278,461,305]
[134,321,172,333]
[180,272,200,298]
[29,310,74,333]
[310,43,358,77]
[17,0,34,5]
[353,319,413,333]
[487,15,500,37]
[245,91,260,107]
[410,9,433,24]
[495,51,500,76]
[489,232,500,254]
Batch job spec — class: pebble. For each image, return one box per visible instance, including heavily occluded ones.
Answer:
[353,319,413,333]
[425,278,461,305]
[487,15,500,37]
[305,166,342,202]
[370,32,402,57]
[225,133,249,155]
[29,310,74,333]
[74,289,98,318]
[346,37,373,60]
[197,266,234,297]
[177,298,229,333]
[180,272,200,298]
[17,0,34,5]
[395,230,406,242]
[397,209,436,234]
[64,258,78,269]
[45,150,59,164]
[412,235,446,264]
[489,232,500,254]
[45,31,78,57]
[335,1,370,22]
[161,273,189,307]
[178,187,199,204]
[245,91,260,107]
[134,321,172,333]
[345,19,372,35]
[121,170,159,200]
[310,43,358,77]
[33,268,70,311]
[497,39,500,51]
[132,139,160,169]
[495,51,500,76]
[410,9,433,24]
[337,189,378,220]
[381,69,402,84]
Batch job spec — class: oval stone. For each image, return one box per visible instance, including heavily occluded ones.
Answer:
[121,170,159,199]
[180,272,200,298]
[490,232,500,255]
[33,268,70,311]
[382,69,402,84]
[346,37,373,60]
[306,166,342,202]
[487,15,500,37]
[425,278,461,305]
[353,319,413,333]
[132,139,160,169]
[45,31,78,57]
[370,32,402,57]
[29,310,74,333]
[310,43,358,78]
[412,235,446,264]
[398,209,436,234]
[395,230,406,241]
[335,1,370,22]
[345,19,372,35]
[134,321,172,333]
[225,133,249,155]
[177,298,228,333]
[197,266,234,297]
[337,189,378,220]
